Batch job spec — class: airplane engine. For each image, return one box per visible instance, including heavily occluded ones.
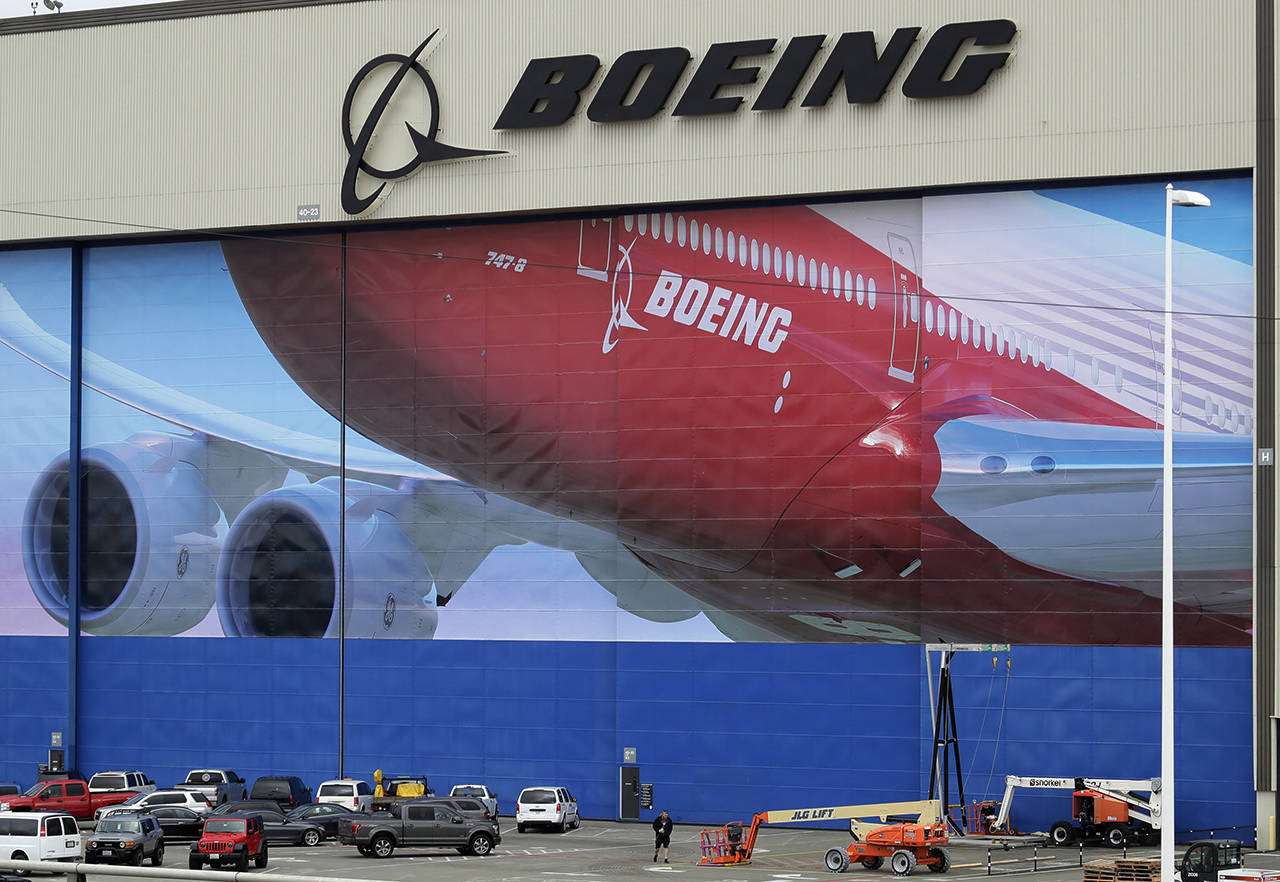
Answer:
[23,434,223,635]
[216,477,437,638]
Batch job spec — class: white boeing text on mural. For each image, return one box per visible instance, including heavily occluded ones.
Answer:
[0,180,1253,644]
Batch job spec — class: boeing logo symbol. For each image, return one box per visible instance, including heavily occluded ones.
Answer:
[602,238,647,354]
[341,31,503,216]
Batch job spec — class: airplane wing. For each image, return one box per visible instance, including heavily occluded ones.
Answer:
[0,282,705,637]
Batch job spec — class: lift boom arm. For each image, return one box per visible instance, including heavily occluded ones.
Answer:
[764,799,944,840]
[991,777,1162,832]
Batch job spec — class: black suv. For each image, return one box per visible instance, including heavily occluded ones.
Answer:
[249,777,312,812]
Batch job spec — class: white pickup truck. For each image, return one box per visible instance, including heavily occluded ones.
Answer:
[449,784,499,817]
[174,769,247,806]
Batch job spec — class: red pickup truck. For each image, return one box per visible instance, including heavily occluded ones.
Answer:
[0,779,138,819]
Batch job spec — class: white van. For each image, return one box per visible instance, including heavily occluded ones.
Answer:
[316,779,372,812]
[0,811,82,863]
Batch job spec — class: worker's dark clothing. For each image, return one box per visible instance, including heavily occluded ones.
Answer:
[653,815,673,847]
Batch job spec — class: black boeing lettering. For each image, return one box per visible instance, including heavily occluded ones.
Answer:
[493,55,601,128]
[587,47,691,122]
[672,39,776,116]
[753,34,825,111]
[901,20,1016,98]
[801,28,919,106]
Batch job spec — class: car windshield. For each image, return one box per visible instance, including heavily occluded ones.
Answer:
[92,775,126,790]
[187,772,222,784]
[22,783,45,796]
[521,790,556,804]
[204,819,245,834]
[98,819,141,834]
[317,785,348,796]
[455,787,483,797]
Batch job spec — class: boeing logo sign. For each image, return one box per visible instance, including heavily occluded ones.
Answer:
[494,20,1017,128]
[341,31,502,216]
[340,21,1016,215]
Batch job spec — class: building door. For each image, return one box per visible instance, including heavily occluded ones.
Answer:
[620,766,640,819]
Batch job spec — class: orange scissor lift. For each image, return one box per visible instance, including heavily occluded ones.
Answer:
[699,799,951,875]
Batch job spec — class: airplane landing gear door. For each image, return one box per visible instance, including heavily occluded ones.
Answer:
[620,766,640,820]
[886,232,921,384]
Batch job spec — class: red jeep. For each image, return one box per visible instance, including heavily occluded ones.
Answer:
[189,813,268,871]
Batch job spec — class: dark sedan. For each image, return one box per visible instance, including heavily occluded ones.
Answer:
[210,800,284,816]
[147,806,205,840]
[284,803,366,838]
[250,809,325,846]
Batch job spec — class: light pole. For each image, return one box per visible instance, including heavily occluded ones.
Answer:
[1162,183,1210,877]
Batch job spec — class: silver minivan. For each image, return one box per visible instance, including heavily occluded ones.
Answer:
[515,786,579,833]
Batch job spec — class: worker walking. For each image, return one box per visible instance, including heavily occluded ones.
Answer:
[654,809,674,863]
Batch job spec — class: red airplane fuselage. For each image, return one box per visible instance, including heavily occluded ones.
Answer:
[223,204,1248,645]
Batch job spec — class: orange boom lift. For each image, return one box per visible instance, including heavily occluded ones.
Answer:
[699,799,951,876]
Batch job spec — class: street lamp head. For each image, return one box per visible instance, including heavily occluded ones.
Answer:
[1169,188,1211,208]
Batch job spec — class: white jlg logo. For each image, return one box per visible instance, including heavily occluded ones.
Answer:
[645,270,791,353]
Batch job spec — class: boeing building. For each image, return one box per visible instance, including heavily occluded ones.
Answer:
[0,0,1272,838]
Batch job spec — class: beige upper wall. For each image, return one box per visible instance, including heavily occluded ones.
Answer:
[0,0,1257,243]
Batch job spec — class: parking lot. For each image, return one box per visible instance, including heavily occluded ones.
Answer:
[59,821,1163,882]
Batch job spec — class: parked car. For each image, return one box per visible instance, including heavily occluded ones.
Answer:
[0,811,82,863]
[284,803,366,838]
[245,809,324,847]
[249,776,312,812]
[175,769,247,806]
[210,800,286,817]
[147,806,206,841]
[2,778,138,820]
[189,813,267,871]
[449,785,499,817]
[338,800,499,857]
[515,786,579,833]
[88,771,156,795]
[85,812,165,866]
[316,779,372,812]
[96,788,212,821]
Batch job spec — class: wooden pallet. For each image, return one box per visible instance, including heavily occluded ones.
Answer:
[1115,858,1161,882]
[1083,859,1117,882]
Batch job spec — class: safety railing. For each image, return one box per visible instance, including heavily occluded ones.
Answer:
[0,858,378,882]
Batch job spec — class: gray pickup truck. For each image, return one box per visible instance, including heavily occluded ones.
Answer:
[338,801,500,858]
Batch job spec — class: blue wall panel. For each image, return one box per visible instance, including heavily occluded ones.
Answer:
[0,637,1253,840]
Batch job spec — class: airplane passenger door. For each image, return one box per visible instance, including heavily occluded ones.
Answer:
[577,218,613,282]
[886,233,921,383]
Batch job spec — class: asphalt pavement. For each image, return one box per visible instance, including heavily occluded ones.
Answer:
[61,821,1164,882]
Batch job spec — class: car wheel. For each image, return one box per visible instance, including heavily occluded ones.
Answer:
[132,849,144,866]
[469,833,494,856]
[152,844,165,867]
[188,858,202,870]
[558,818,567,833]
[572,813,581,830]
[302,829,321,847]
[12,851,29,877]
[825,848,850,873]
[255,844,268,869]
[237,850,250,872]
[371,834,395,858]
[518,823,527,834]
[927,848,951,874]
[1105,826,1127,848]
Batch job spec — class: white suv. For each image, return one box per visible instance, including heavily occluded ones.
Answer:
[516,786,579,833]
[316,779,372,812]
[95,788,211,821]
